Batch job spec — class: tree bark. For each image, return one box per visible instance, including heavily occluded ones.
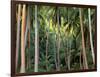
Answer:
[25,6,31,70]
[34,5,39,72]
[79,8,88,69]
[57,7,60,71]
[20,4,26,73]
[16,4,21,70]
[88,8,95,65]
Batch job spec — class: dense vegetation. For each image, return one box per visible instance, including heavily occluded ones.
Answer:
[15,4,96,73]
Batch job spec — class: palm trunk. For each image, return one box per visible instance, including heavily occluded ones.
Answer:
[34,5,39,72]
[79,8,88,69]
[20,4,26,73]
[57,7,60,71]
[24,7,28,70]
[16,4,21,69]
[88,8,95,65]
[25,6,31,70]
[67,8,71,70]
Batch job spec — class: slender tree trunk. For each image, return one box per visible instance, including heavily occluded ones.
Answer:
[67,39,70,70]
[88,8,95,65]
[16,4,21,69]
[34,5,39,72]
[25,6,31,70]
[24,15,28,70]
[67,8,71,70]
[57,7,60,71]
[46,32,49,71]
[20,4,26,73]
[24,9,29,48]
[25,10,28,70]
[28,6,31,70]
[79,8,88,69]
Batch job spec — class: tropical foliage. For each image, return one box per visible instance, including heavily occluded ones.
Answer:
[15,4,96,73]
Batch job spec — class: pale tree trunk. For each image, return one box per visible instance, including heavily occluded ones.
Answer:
[25,6,31,70]
[79,8,88,69]
[88,8,95,65]
[24,7,29,69]
[57,7,60,71]
[16,4,21,69]
[24,6,29,69]
[34,5,39,72]
[20,4,26,73]
[24,8,29,48]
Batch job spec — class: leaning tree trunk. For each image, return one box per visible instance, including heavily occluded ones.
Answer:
[57,7,61,71]
[79,8,88,69]
[34,5,39,72]
[88,8,95,65]
[16,4,21,69]
[20,4,26,73]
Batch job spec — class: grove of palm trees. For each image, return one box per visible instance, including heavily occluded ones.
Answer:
[15,4,96,73]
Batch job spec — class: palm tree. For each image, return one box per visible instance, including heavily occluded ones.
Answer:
[79,8,88,69]
[25,6,31,70]
[56,7,61,71]
[16,4,21,69]
[20,4,26,73]
[88,8,95,65]
[34,5,39,72]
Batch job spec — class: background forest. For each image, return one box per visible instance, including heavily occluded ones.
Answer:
[15,4,96,73]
